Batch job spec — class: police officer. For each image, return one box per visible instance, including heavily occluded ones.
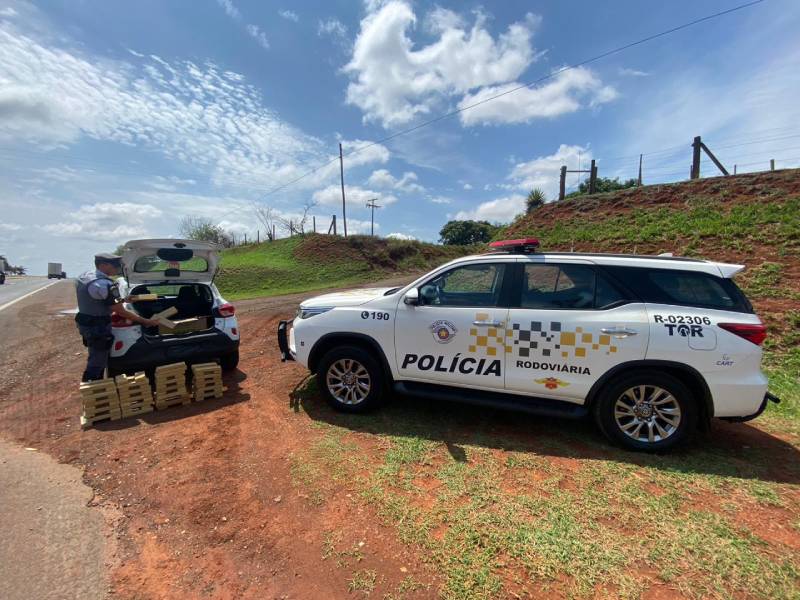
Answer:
[75,252,159,381]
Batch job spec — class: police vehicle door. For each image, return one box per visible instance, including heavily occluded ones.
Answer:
[394,260,514,390]
[504,261,649,402]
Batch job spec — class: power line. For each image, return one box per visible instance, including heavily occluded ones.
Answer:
[225,0,766,212]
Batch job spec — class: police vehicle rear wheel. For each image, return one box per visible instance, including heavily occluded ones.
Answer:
[317,346,384,413]
[594,370,696,452]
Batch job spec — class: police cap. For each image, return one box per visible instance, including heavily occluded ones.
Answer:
[94,252,122,265]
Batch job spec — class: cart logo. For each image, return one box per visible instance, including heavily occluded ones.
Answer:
[430,320,457,344]
[535,377,569,390]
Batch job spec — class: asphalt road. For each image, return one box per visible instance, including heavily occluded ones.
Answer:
[0,276,61,312]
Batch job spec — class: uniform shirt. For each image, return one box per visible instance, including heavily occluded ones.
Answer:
[86,270,114,301]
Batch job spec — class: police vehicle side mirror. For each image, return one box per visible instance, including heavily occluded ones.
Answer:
[403,288,419,306]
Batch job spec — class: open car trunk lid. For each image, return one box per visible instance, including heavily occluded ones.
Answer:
[121,239,220,284]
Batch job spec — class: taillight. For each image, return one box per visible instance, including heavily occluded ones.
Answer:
[718,323,767,346]
[111,313,135,328]
[114,341,124,351]
[217,303,235,318]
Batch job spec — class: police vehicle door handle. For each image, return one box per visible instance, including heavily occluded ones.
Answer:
[473,320,504,327]
[601,327,638,338]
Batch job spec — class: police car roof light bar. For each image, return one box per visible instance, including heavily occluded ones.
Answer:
[488,238,540,254]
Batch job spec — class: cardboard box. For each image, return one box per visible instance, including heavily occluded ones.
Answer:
[158,317,208,335]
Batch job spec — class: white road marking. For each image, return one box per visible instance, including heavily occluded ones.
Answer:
[0,281,60,313]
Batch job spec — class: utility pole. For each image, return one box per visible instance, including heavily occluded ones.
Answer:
[637,154,643,186]
[366,198,381,236]
[339,143,347,237]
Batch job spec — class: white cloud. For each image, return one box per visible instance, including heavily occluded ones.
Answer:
[366,169,424,193]
[458,67,617,126]
[386,232,415,240]
[40,202,163,241]
[508,144,590,199]
[216,0,240,20]
[0,23,392,193]
[318,18,347,39]
[0,222,22,231]
[344,2,540,127]
[0,7,18,18]
[279,10,299,22]
[246,24,270,50]
[454,195,525,223]
[618,67,649,77]
[462,183,473,190]
[216,1,269,51]
[312,185,397,208]
[428,196,451,204]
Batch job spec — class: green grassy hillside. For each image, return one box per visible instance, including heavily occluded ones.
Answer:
[216,234,473,300]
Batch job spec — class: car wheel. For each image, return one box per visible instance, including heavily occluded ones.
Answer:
[593,370,697,452]
[220,351,239,371]
[316,345,384,413]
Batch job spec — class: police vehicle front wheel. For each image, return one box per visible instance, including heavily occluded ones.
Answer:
[317,346,384,413]
[594,370,697,452]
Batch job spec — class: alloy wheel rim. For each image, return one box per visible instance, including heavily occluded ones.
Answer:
[614,385,681,444]
[326,358,371,405]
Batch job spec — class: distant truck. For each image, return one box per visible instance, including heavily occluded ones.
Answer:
[0,256,6,284]
[47,262,66,279]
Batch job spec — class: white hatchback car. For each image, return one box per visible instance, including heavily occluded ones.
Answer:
[109,239,240,375]
[278,239,778,451]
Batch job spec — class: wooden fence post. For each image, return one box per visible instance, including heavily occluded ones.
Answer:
[588,159,597,194]
[691,136,702,179]
[637,154,643,186]
[770,159,775,171]
[559,166,566,201]
[313,216,316,233]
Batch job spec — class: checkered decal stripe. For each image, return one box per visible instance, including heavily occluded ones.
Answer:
[510,321,618,359]
[468,312,512,357]
[467,314,619,359]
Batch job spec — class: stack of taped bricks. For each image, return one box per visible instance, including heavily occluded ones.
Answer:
[191,362,226,401]
[79,378,121,429]
[154,362,191,409]
[115,372,154,418]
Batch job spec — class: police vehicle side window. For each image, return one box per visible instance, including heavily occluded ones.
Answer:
[605,266,752,312]
[421,263,505,307]
[520,264,627,310]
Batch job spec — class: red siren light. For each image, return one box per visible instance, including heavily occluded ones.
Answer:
[488,238,540,253]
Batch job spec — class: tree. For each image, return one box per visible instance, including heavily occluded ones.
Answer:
[252,204,279,241]
[439,220,500,245]
[526,188,546,213]
[178,216,234,247]
[278,199,317,236]
[567,176,637,198]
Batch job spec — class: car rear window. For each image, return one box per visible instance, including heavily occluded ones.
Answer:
[133,255,209,272]
[605,266,753,313]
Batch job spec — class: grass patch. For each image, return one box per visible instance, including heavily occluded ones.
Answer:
[289,384,800,599]
[216,234,473,300]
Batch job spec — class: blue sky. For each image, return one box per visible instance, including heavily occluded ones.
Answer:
[1,0,799,275]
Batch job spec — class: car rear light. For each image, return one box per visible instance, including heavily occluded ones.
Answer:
[111,313,135,328]
[231,327,238,336]
[114,341,124,351]
[718,322,767,346]
[217,303,235,318]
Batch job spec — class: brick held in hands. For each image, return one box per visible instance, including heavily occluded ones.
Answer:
[128,293,158,302]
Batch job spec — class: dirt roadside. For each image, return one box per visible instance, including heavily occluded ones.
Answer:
[0,276,432,599]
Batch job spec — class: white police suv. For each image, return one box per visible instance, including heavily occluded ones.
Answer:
[277,239,778,451]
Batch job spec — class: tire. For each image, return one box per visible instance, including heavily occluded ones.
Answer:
[220,351,239,371]
[593,370,697,452]
[316,345,385,413]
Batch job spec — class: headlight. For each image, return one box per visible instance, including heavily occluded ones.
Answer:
[297,306,334,319]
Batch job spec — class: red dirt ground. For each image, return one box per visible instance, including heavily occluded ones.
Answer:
[0,282,436,599]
